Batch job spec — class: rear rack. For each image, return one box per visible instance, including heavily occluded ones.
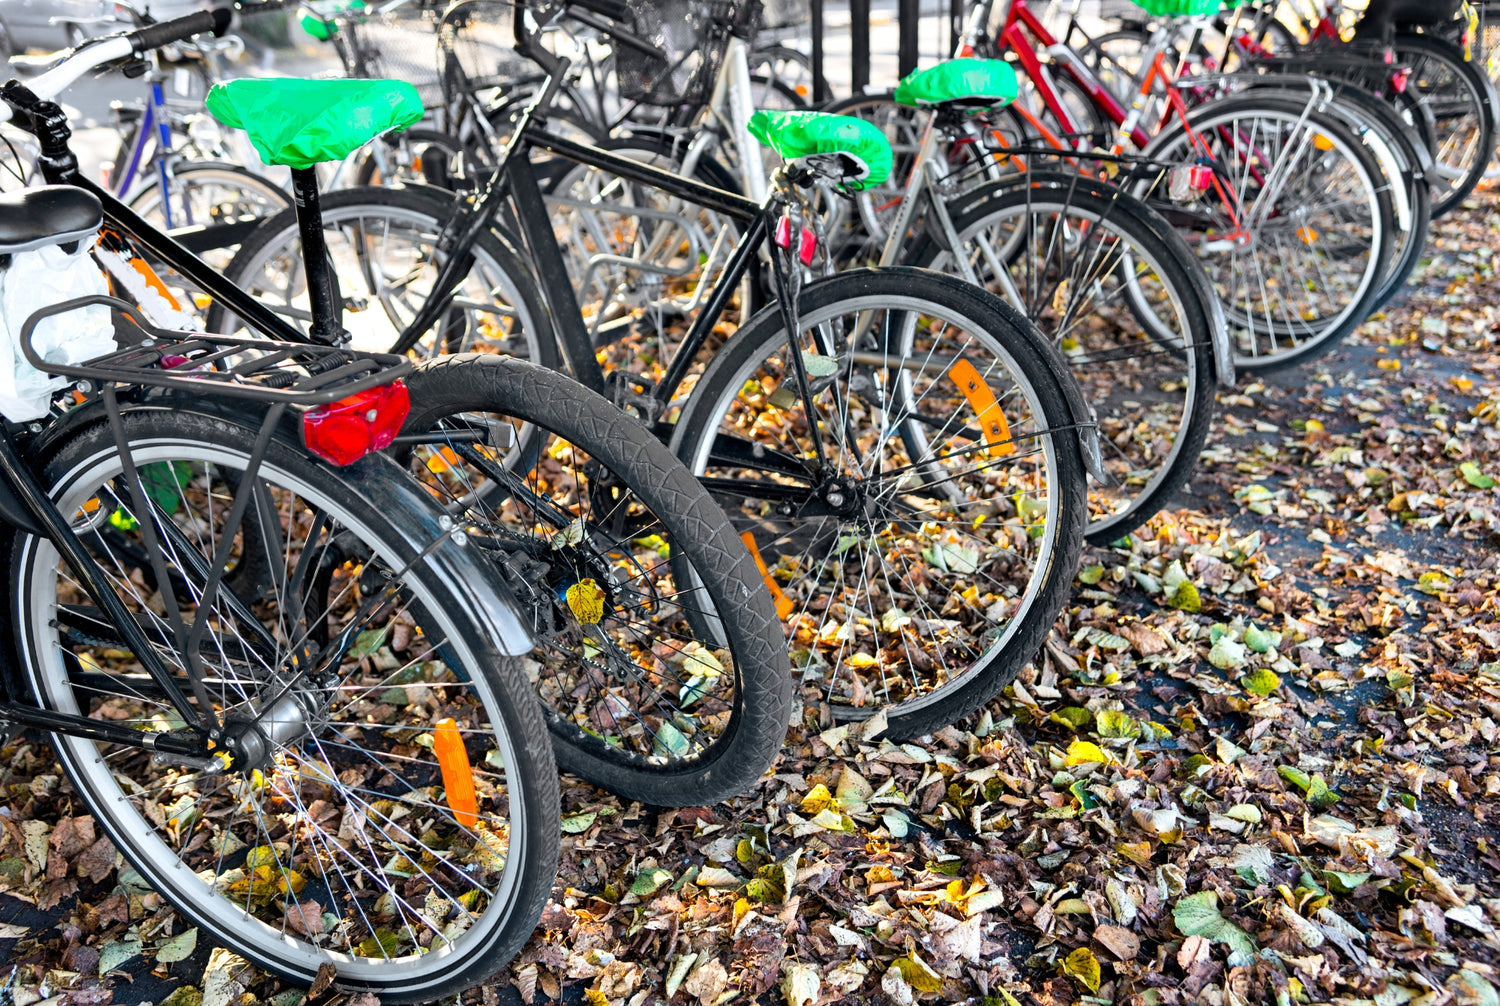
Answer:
[20,296,412,407]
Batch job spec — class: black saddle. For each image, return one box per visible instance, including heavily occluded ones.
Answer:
[0,186,102,254]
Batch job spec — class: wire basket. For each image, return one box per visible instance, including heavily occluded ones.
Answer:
[439,0,534,93]
[307,0,448,106]
[610,0,759,106]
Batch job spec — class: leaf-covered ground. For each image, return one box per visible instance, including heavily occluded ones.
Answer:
[4,191,1500,1006]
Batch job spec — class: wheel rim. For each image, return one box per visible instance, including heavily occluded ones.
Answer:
[17,437,530,986]
[686,292,1065,720]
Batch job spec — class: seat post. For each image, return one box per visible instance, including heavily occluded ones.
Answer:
[289,166,344,345]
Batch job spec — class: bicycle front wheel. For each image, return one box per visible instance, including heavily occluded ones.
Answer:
[11,406,559,1001]
[125,161,291,269]
[909,174,1219,545]
[671,268,1087,740]
[1142,94,1396,372]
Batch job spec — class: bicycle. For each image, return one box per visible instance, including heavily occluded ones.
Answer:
[209,12,1106,739]
[0,10,559,997]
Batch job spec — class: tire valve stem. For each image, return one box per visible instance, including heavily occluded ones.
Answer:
[433,718,479,828]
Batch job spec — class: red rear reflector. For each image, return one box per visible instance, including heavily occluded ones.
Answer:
[1391,69,1409,93]
[303,380,411,466]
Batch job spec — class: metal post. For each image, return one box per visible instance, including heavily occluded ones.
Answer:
[898,0,919,79]
[289,166,343,345]
[810,0,828,104]
[949,0,964,54]
[851,0,870,93]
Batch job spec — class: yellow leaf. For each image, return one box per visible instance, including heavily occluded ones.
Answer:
[1305,419,1324,432]
[847,652,880,669]
[1062,946,1102,992]
[584,990,609,1006]
[866,865,898,886]
[1452,376,1474,392]
[800,784,834,815]
[893,954,943,993]
[1064,740,1111,766]
[1377,359,1401,371]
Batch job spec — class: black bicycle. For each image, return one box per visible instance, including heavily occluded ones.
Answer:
[209,2,1107,743]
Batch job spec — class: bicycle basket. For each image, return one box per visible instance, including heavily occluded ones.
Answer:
[613,0,758,106]
[439,0,532,94]
[339,1,447,106]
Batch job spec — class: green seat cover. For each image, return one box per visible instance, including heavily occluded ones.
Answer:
[206,78,422,169]
[747,110,893,190]
[299,0,365,40]
[894,59,1018,109]
[1128,0,1225,16]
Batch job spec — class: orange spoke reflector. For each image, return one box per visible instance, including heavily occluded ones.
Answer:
[740,532,794,620]
[433,718,479,828]
[948,359,1015,457]
[1311,133,1334,151]
[1296,226,1318,245]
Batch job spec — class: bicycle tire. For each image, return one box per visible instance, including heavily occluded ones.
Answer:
[1141,93,1396,372]
[1390,31,1498,216]
[11,405,559,1001]
[670,268,1088,740]
[125,160,292,265]
[907,174,1218,545]
[399,354,794,806]
[205,184,559,369]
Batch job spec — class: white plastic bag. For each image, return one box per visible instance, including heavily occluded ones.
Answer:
[0,237,116,422]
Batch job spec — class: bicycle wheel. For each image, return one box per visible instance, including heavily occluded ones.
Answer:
[671,268,1088,739]
[908,174,1219,545]
[126,161,291,268]
[354,127,474,187]
[205,184,558,368]
[1141,94,1396,372]
[398,355,793,806]
[10,405,558,1001]
[1390,32,1497,216]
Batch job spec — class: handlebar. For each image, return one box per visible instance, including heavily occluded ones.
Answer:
[0,7,230,125]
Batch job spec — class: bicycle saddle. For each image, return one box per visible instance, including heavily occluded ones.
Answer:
[894,58,1018,110]
[205,78,422,170]
[0,187,102,254]
[1128,0,1225,16]
[748,110,894,191]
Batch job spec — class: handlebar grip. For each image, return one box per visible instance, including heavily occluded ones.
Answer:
[126,7,231,54]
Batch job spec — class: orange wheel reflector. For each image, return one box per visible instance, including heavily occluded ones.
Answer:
[1312,133,1334,151]
[948,359,1015,457]
[740,532,795,620]
[433,718,479,828]
[1296,226,1318,245]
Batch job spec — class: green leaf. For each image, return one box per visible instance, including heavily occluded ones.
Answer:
[1460,461,1496,489]
[1167,580,1201,612]
[560,810,598,834]
[1061,947,1101,992]
[1323,869,1371,893]
[1243,624,1273,653]
[1069,778,1099,810]
[653,720,690,760]
[1078,565,1104,585]
[1051,707,1092,731]
[349,627,387,660]
[355,930,402,958]
[1279,765,1312,791]
[631,868,673,897]
[1305,773,1340,808]
[1241,668,1281,697]
[156,927,198,963]
[1095,709,1141,738]
[1172,891,1258,964]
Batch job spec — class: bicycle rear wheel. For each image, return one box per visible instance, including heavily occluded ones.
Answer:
[1390,32,1497,216]
[671,268,1088,740]
[398,355,793,806]
[11,405,558,1001]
